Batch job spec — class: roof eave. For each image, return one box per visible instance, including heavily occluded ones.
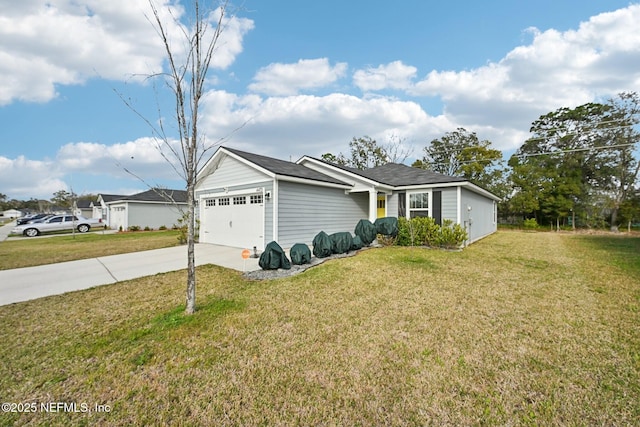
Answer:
[297,156,383,187]
[393,181,501,201]
[276,174,353,189]
[462,182,502,201]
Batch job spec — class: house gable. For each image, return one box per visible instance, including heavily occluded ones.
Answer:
[197,147,351,193]
[296,156,387,192]
[197,149,273,192]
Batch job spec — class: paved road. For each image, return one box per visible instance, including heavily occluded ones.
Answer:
[0,240,260,306]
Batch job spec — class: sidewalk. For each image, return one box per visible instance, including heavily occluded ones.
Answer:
[0,221,15,241]
[0,244,260,306]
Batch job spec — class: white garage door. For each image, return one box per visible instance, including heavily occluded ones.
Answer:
[201,192,264,249]
[110,205,128,231]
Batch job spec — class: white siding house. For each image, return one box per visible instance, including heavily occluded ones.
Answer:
[195,147,500,249]
[1,209,22,219]
[105,189,187,231]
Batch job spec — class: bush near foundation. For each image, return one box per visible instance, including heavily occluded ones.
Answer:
[397,217,467,249]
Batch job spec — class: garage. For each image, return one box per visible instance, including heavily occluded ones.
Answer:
[200,191,264,249]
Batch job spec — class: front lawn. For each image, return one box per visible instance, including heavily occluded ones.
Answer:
[0,230,182,270]
[1,231,638,425]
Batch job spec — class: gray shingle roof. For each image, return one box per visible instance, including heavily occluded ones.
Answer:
[224,147,349,186]
[310,158,467,187]
[120,189,188,203]
[354,163,467,186]
[99,194,126,203]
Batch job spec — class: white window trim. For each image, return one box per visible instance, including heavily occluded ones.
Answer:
[406,190,432,219]
[493,201,497,225]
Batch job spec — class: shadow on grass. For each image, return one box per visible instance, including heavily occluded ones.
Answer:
[72,298,245,364]
[573,235,640,277]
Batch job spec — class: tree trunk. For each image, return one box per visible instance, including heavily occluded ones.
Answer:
[610,207,620,232]
[185,182,196,314]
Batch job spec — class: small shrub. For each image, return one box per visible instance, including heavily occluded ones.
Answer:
[439,220,468,249]
[396,217,412,246]
[174,213,200,244]
[397,216,440,246]
[523,218,539,230]
[377,233,397,246]
[128,225,141,232]
[159,225,167,230]
[396,217,467,249]
[144,226,152,231]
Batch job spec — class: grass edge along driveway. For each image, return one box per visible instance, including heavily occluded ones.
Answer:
[0,231,638,425]
[0,230,182,270]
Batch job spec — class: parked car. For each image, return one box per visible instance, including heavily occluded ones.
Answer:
[16,213,49,225]
[26,215,54,224]
[11,215,103,237]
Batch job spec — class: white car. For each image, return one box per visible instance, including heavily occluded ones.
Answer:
[11,215,103,237]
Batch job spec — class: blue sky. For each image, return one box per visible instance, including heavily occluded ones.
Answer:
[1,0,639,200]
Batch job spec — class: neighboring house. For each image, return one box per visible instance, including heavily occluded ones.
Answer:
[105,189,187,231]
[195,147,500,250]
[92,194,126,225]
[1,209,22,219]
[74,200,93,218]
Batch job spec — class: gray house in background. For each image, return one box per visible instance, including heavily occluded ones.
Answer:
[105,189,187,231]
[91,194,126,225]
[195,146,500,250]
[74,200,93,218]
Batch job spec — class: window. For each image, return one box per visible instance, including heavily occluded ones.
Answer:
[377,199,385,209]
[205,199,215,207]
[250,194,263,204]
[493,201,497,224]
[218,198,230,206]
[233,196,246,205]
[409,192,430,218]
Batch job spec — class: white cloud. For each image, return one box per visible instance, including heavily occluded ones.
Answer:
[409,4,640,149]
[0,0,253,105]
[0,136,192,199]
[199,90,452,160]
[57,138,186,180]
[4,3,640,199]
[353,60,417,91]
[248,58,348,96]
[0,155,68,199]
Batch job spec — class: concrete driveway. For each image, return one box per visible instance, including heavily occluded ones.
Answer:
[0,243,260,306]
[0,221,15,241]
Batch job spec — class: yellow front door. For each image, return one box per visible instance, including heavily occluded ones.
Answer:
[377,195,386,218]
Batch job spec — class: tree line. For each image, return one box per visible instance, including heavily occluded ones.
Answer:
[322,92,640,232]
[0,190,95,213]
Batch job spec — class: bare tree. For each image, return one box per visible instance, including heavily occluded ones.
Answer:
[384,134,414,164]
[145,0,230,314]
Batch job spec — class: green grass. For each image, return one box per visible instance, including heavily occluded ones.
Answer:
[0,231,639,425]
[0,230,182,270]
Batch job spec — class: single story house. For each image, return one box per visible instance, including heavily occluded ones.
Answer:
[74,200,93,218]
[1,209,23,219]
[105,188,187,231]
[92,194,125,225]
[195,147,500,250]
